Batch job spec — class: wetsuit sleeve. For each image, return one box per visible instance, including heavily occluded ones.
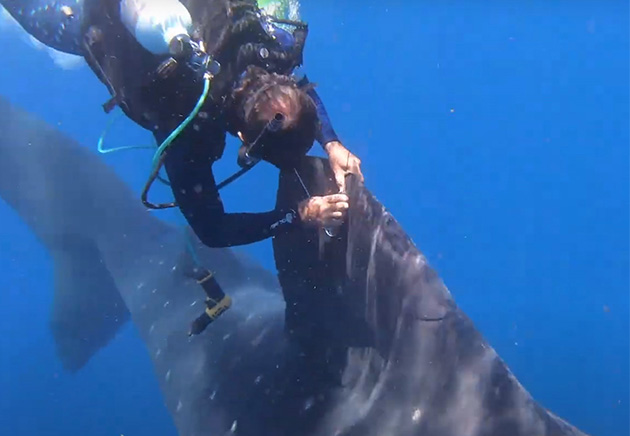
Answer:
[298,76,340,146]
[162,139,300,248]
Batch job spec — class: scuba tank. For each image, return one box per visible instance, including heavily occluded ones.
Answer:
[120,0,193,55]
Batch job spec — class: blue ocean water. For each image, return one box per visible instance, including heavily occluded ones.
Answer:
[0,1,627,436]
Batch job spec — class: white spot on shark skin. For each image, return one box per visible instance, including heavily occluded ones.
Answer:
[210,390,217,400]
[251,327,270,347]
[223,333,231,341]
[446,351,495,436]
[176,400,183,413]
[230,421,237,433]
[254,375,262,385]
[152,289,157,294]
[172,265,178,272]
[412,408,422,422]
[190,300,198,307]
[149,324,155,333]
[164,301,170,308]
[303,397,314,411]
[165,370,171,382]
[137,282,145,290]
[158,260,165,266]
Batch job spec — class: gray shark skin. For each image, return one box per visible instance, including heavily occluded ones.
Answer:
[0,0,84,55]
[328,175,587,436]
[271,160,590,436]
[0,96,589,436]
[0,95,285,435]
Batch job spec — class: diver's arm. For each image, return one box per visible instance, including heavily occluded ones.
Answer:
[309,87,339,146]
[297,76,339,146]
[297,76,364,190]
[162,141,299,248]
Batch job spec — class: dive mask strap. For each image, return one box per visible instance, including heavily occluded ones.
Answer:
[215,113,285,191]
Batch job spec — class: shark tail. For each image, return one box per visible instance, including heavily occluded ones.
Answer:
[49,233,130,372]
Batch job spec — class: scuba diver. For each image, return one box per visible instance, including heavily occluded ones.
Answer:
[1,0,364,328]
[83,0,363,243]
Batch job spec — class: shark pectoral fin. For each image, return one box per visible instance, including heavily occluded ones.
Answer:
[49,234,130,372]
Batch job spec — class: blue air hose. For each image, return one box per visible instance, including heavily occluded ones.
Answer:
[151,75,211,171]
[141,75,212,209]
[97,111,155,154]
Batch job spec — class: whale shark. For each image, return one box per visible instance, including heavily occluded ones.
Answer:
[0,95,590,436]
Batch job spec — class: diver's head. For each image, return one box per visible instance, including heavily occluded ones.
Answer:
[229,66,319,169]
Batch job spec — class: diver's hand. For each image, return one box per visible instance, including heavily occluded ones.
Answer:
[298,194,349,229]
[325,141,364,192]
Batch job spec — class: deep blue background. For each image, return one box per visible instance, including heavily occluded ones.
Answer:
[0,1,627,435]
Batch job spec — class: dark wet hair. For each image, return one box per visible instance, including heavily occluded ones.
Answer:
[227,66,319,168]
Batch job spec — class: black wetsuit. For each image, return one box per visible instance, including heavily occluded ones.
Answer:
[161,81,339,248]
[2,0,341,248]
[4,0,355,382]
